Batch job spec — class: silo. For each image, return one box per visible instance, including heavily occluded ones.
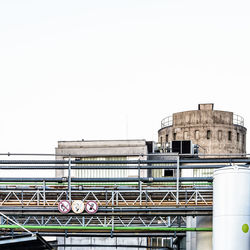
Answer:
[213,166,250,250]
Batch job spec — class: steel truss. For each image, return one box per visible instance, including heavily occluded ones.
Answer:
[0,189,212,208]
[0,214,187,228]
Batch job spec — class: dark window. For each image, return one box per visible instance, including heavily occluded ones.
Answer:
[164,169,174,177]
[182,140,191,154]
[160,136,163,145]
[172,140,181,153]
[166,134,169,142]
[237,133,239,142]
[173,133,176,140]
[172,140,191,154]
[243,134,245,144]
[207,130,211,139]
[228,131,232,141]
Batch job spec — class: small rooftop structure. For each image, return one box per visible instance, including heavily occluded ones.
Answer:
[198,103,214,111]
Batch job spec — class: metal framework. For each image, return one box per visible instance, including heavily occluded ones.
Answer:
[0,154,249,237]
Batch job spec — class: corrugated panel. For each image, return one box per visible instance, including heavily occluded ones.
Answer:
[73,157,129,179]
[70,156,136,186]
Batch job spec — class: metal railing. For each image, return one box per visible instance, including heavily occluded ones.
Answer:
[233,114,244,126]
[161,116,173,128]
[161,114,245,128]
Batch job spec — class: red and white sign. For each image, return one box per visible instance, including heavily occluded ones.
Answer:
[85,200,98,214]
[58,200,71,214]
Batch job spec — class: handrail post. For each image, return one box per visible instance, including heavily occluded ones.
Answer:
[176,155,180,205]
[68,157,72,203]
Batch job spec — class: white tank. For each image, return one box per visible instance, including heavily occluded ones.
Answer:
[213,166,250,250]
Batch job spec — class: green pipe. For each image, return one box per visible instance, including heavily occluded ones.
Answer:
[0,225,212,231]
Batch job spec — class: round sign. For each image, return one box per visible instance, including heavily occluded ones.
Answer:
[72,200,85,214]
[58,200,71,214]
[85,200,98,214]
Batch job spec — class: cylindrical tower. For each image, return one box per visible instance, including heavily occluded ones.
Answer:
[213,166,250,250]
[158,103,247,155]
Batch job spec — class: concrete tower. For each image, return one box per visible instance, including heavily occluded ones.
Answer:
[158,103,246,156]
[158,104,247,250]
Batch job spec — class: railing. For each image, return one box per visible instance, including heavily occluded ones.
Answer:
[233,114,244,126]
[161,114,244,128]
[161,115,173,128]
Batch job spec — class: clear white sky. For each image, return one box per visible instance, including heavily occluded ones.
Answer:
[1,0,250,154]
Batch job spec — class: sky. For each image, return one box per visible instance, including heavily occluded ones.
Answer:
[0,0,250,154]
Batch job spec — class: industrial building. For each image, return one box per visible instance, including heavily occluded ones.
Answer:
[53,104,247,250]
[55,139,148,179]
[0,103,248,250]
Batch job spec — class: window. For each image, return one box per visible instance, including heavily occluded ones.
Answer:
[160,136,163,145]
[218,130,222,141]
[207,130,211,139]
[163,169,174,177]
[237,133,239,142]
[243,134,245,144]
[173,133,176,140]
[166,134,169,142]
[184,131,188,140]
[228,131,232,141]
[195,130,200,140]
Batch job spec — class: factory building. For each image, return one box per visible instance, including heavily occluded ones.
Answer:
[54,103,247,250]
[55,139,148,179]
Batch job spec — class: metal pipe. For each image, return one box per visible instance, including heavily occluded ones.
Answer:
[176,156,180,205]
[0,185,213,190]
[68,158,71,202]
[50,243,155,249]
[0,206,212,212]
[0,164,235,169]
[0,177,213,182]
[1,232,187,237]
[51,244,169,249]
[0,158,249,165]
[0,152,249,157]
[0,225,213,231]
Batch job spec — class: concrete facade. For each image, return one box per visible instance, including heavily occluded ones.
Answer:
[158,104,247,156]
[57,236,147,250]
[55,139,148,178]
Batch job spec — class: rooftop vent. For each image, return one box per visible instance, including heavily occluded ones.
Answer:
[198,103,214,111]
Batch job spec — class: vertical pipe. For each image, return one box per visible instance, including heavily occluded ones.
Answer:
[138,157,142,206]
[176,156,180,205]
[112,191,114,235]
[43,180,46,206]
[68,158,72,203]
[21,190,23,207]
